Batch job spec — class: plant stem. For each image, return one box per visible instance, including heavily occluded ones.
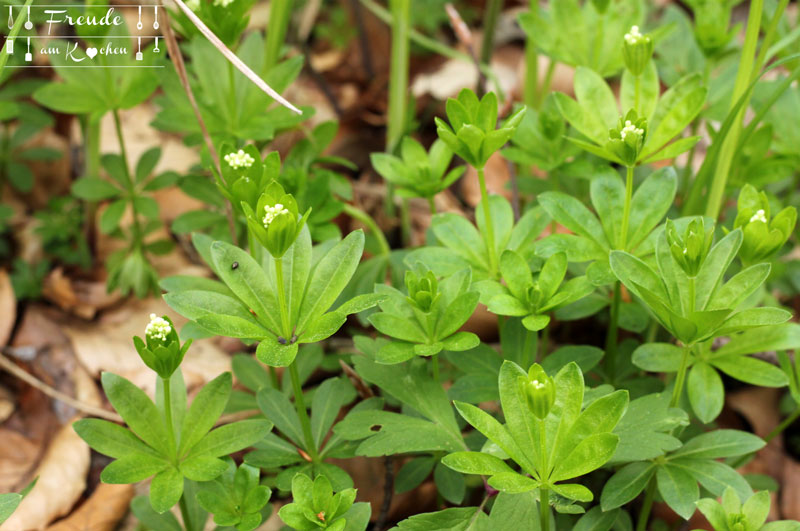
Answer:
[633,74,641,117]
[730,406,800,469]
[523,0,539,107]
[539,487,550,531]
[289,361,319,461]
[477,167,498,276]
[521,328,536,370]
[178,495,193,531]
[112,109,142,245]
[538,324,549,362]
[274,257,291,338]
[620,165,634,251]
[400,197,412,247]
[161,376,177,460]
[431,353,440,383]
[670,344,692,408]
[385,0,410,216]
[428,196,437,216]
[264,0,293,71]
[537,60,557,108]
[636,477,657,531]
[605,282,621,381]
[688,276,696,315]
[704,0,764,221]
[479,0,504,94]
[342,203,391,256]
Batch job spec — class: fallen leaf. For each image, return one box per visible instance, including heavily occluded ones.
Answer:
[0,270,15,346]
[0,428,40,493]
[0,418,90,530]
[47,483,134,531]
[0,385,13,423]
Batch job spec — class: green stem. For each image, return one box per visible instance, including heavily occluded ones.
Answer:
[688,276,696,315]
[521,328,536,370]
[605,282,621,381]
[633,74,641,116]
[385,0,410,215]
[751,0,790,82]
[178,495,193,531]
[670,344,692,408]
[537,60,557,108]
[523,0,539,108]
[704,0,764,221]
[112,109,142,245]
[289,361,319,461]
[636,478,657,531]
[428,196,437,216]
[620,165,634,251]
[479,0,504,91]
[431,353,440,383]
[274,258,291,338]
[538,324,549,362]
[400,198,412,247]
[264,0,293,71]
[162,376,176,455]
[539,487,550,531]
[477,167,498,276]
[537,417,549,531]
[341,203,391,256]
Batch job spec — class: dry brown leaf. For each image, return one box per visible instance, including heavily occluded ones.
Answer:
[0,270,16,346]
[0,385,14,423]
[47,484,134,531]
[0,418,89,530]
[0,428,40,493]
[781,457,800,520]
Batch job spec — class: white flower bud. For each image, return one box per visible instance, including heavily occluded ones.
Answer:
[224,149,255,170]
[145,313,171,341]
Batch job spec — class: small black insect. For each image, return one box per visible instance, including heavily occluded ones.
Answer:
[278,336,287,345]
[231,261,239,270]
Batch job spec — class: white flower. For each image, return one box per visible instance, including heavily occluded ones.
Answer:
[224,149,255,169]
[624,25,644,45]
[214,0,235,6]
[749,209,768,224]
[531,379,545,389]
[145,313,171,341]
[619,120,644,140]
[263,203,290,227]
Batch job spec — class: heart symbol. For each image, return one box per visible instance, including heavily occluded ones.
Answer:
[86,47,97,59]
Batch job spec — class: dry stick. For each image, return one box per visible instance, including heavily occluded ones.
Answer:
[348,0,375,79]
[0,351,122,423]
[445,3,486,92]
[170,0,301,113]
[375,455,395,531]
[157,1,238,243]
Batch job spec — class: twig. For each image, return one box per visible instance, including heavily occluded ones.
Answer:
[375,455,394,531]
[157,1,238,244]
[445,3,487,94]
[348,0,375,79]
[170,0,302,114]
[508,158,519,221]
[0,351,122,423]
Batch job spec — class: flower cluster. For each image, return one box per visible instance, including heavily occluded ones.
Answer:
[620,120,644,141]
[666,217,714,278]
[606,110,647,167]
[622,25,653,76]
[749,209,767,224]
[733,184,797,266]
[145,313,171,341]
[263,203,289,227]
[522,364,556,419]
[224,149,255,170]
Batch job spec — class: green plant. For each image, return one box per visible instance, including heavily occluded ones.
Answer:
[195,459,272,531]
[278,473,370,531]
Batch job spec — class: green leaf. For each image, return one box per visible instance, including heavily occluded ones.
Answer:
[73,418,160,459]
[574,66,618,131]
[487,492,539,530]
[554,92,608,146]
[434,461,466,504]
[626,167,677,251]
[393,507,488,530]
[179,455,228,482]
[441,452,514,476]
[148,466,183,514]
[164,291,271,339]
[538,192,608,251]
[437,292,480,339]
[711,355,789,387]
[671,458,752,501]
[297,231,365,333]
[642,84,707,159]
[550,432,619,482]
[100,453,169,484]
[694,230,743,311]
[453,401,532,472]
[256,387,304,447]
[488,472,538,494]
[188,420,273,459]
[101,372,171,455]
[715,323,800,357]
[255,340,298,367]
[670,430,765,460]
[601,461,656,510]
[396,457,437,494]
[130,495,183,531]
[715,307,792,336]
[311,377,355,448]
[72,177,120,200]
[687,362,724,424]
[656,463,699,520]
[430,214,489,271]
[497,361,540,473]
[621,61,659,120]
[611,393,687,464]
[590,171,625,250]
[334,411,463,456]
[179,373,232,457]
